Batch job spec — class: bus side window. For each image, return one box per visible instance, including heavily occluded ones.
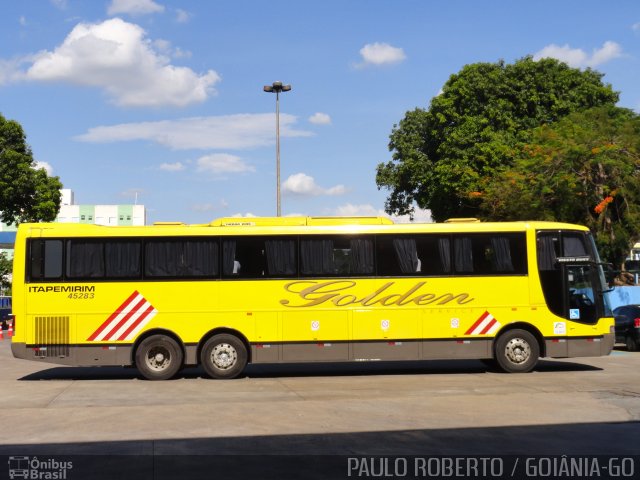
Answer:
[416,236,451,275]
[224,237,296,278]
[146,239,217,278]
[29,239,63,281]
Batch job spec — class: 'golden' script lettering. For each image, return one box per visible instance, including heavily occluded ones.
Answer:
[280,280,474,308]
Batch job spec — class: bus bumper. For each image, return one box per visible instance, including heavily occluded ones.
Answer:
[546,333,615,358]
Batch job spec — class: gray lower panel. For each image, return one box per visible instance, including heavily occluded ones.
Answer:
[353,341,419,361]
[12,342,133,366]
[252,339,491,363]
[422,339,492,359]
[282,342,349,362]
[185,344,198,365]
[251,344,281,363]
[547,334,615,358]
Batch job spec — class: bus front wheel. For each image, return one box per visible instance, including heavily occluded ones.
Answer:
[135,334,183,380]
[201,334,247,379]
[494,329,539,373]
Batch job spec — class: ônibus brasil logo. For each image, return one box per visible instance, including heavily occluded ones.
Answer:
[8,456,73,479]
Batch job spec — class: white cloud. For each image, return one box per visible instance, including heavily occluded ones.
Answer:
[153,39,192,59]
[334,203,432,223]
[533,41,622,68]
[176,9,191,23]
[107,0,164,16]
[23,18,219,107]
[196,154,255,174]
[632,22,640,32]
[0,58,26,85]
[34,161,54,175]
[50,0,68,9]
[74,114,313,150]
[357,42,406,68]
[159,161,185,171]
[230,212,257,218]
[282,173,346,197]
[308,112,332,125]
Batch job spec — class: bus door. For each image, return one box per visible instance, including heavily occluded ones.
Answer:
[557,257,602,324]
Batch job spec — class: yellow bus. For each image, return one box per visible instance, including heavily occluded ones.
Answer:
[11,217,614,380]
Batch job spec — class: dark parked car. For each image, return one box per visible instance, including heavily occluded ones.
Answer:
[613,304,640,351]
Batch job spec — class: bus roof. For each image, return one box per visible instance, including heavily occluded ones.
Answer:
[17,217,590,238]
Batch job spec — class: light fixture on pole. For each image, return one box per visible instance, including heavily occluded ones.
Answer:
[263,81,292,217]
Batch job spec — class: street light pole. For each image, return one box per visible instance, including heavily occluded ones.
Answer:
[263,81,291,217]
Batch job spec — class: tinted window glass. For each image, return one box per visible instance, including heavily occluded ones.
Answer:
[67,241,104,278]
[105,242,141,278]
[145,239,218,278]
[300,236,374,276]
[453,234,526,275]
[29,239,63,281]
[377,235,451,276]
[222,237,296,278]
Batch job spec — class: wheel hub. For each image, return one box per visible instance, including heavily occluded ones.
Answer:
[212,343,237,370]
[147,347,170,371]
[504,338,531,364]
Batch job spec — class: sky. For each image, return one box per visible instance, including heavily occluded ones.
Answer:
[1,0,639,225]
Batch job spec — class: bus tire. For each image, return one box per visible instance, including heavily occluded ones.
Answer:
[135,334,183,380]
[494,329,539,373]
[201,334,247,379]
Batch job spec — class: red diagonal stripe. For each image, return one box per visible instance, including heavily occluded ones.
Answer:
[464,311,490,335]
[117,304,156,341]
[87,291,140,341]
[101,296,148,341]
[479,318,497,335]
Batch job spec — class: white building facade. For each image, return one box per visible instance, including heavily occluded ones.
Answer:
[56,189,146,226]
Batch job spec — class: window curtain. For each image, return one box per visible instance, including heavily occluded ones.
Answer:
[393,238,419,273]
[301,239,334,275]
[537,235,557,271]
[438,237,451,273]
[145,241,179,277]
[222,240,237,275]
[265,239,296,276]
[68,241,104,278]
[454,237,473,273]
[183,241,218,276]
[105,242,140,278]
[490,237,514,272]
[350,238,374,274]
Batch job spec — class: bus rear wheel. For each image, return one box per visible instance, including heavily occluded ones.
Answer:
[494,329,539,373]
[201,334,247,379]
[135,334,183,380]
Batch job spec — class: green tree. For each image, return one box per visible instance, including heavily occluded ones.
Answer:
[0,252,11,294]
[376,57,619,221]
[479,106,640,267]
[0,113,62,224]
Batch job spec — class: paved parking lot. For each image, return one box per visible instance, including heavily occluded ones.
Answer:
[0,337,639,459]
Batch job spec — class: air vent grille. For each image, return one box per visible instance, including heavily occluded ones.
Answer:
[35,316,70,357]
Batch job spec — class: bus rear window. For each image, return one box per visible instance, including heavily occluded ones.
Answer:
[29,239,63,281]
